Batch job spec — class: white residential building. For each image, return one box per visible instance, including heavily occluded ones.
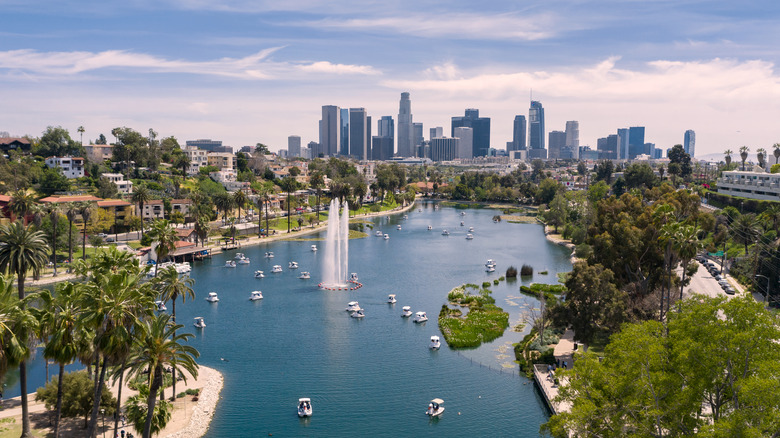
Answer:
[45,156,84,178]
[717,170,780,202]
[207,152,236,170]
[184,146,208,176]
[102,173,134,194]
[209,169,250,193]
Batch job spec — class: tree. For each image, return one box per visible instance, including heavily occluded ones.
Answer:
[667,144,692,177]
[194,215,210,247]
[671,224,703,308]
[551,262,627,345]
[730,213,760,254]
[724,149,733,169]
[77,126,85,145]
[38,167,71,195]
[278,176,299,233]
[96,177,119,199]
[9,189,36,225]
[0,221,49,438]
[37,126,82,157]
[124,385,172,437]
[774,143,780,165]
[95,134,107,145]
[535,178,561,205]
[46,204,61,277]
[132,186,153,240]
[65,203,79,270]
[757,147,767,169]
[740,145,750,171]
[232,190,248,226]
[594,160,614,183]
[36,370,115,430]
[125,314,198,438]
[78,202,94,260]
[0,273,32,400]
[147,220,178,277]
[212,192,233,225]
[545,193,568,233]
[153,266,195,398]
[624,162,658,190]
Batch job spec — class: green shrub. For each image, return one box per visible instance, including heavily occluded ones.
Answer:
[493,279,499,285]
[498,276,505,282]
[482,281,491,288]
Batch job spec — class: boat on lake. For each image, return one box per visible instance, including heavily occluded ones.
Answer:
[427,225,432,230]
[460,221,464,226]
[193,317,206,329]
[413,311,428,323]
[254,270,265,278]
[346,301,361,312]
[289,261,299,269]
[155,300,167,312]
[465,234,474,240]
[299,271,311,279]
[402,306,412,317]
[383,234,390,240]
[426,398,445,417]
[224,260,236,268]
[237,256,250,265]
[387,294,397,304]
[249,291,263,301]
[206,292,219,302]
[486,265,496,272]
[351,309,365,318]
[271,265,283,273]
[297,398,312,418]
[375,231,383,237]
[265,251,274,258]
[442,230,449,236]
[350,273,359,282]
[235,253,245,260]
[469,227,474,232]
[430,336,441,350]
[311,244,318,251]
[485,259,496,268]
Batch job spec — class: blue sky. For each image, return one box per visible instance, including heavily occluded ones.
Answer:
[2,0,780,157]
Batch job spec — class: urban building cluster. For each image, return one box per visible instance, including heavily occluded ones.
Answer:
[281,92,696,163]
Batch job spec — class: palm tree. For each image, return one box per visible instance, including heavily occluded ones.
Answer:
[774,143,780,165]
[194,215,210,247]
[79,202,94,261]
[0,221,49,438]
[154,266,195,397]
[672,224,703,310]
[232,190,248,226]
[77,126,85,146]
[724,149,733,170]
[125,314,199,438]
[740,146,749,171]
[353,180,368,210]
[310,172,325,225]
[45,204,61,277]
[757,148,767,169]
[8,189,36,225]
[36,283,83,438]
[278,176,299,233]
[212,192,233,225]
[0,273,30,386]
[131,186,153,241]
[65,203,79,270]
[255,181,274,235]
[147,220,178,276]
[731,213,760,254]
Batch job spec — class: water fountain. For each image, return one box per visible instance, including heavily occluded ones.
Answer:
[319,199,361,290]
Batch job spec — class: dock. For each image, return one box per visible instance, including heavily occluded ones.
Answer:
[532,363,571,415]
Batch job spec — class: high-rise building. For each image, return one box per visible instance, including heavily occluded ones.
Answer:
[319,105,341,157]
[378,116,394,138]
[397,92,414,157]
[528,101,546,159]
[349,108,368,160]
[430,127,443,140]
[309,141,323,158]
[511,115,527,152]
[596,135,618,160]
[340,108,350,156]
[431,137,459,162]
[454,127,473,159]
[548,131,566,159]
[413,123,424,152]
[628,126,645,159]
[617,128,629,160]
[451,109,490,157]
[371,136,394,161]
[565,121,579,149]
[287,135,301,158]
[684,130,695,157]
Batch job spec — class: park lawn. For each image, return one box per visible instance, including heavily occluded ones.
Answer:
[0,418,47,438]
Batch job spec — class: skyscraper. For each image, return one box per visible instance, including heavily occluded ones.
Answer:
[413,123,424,152]
[617,128,629,160]
[349,108,368,160]
[454,127,473,159]
[378,116,394,139]
[287,135,301,158]
[430,127,443,140]
[548,131,566,159]
[565,121,579,149]
[397,92,414,157]
[628,126,645,159]
[340,108,349,156]
[451,109,490,157]
[528,101,546,159]
[431,137,459,162]
[511,115,527,152]
[319,105,340,157]
[684,130,695,157]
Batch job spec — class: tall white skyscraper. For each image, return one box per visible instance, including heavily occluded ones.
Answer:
[397,92,414,157]
[454,127,473,159]
[565,121,579,149]
[288,135,301,158]
[319,105,340,157]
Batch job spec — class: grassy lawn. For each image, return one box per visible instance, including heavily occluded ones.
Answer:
[0,418,47,438]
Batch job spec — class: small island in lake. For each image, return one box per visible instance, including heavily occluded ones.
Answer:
[438,284,510,348]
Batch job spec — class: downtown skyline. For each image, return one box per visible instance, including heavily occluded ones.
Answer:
[2,1,780,155]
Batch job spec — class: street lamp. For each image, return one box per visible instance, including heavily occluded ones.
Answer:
[100,408,105,437]
[755,274,771,306]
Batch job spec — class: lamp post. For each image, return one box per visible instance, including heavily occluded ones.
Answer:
[755,274,771,306]
[100,408,105,438]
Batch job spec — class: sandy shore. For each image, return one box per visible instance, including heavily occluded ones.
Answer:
[543,225,581,263]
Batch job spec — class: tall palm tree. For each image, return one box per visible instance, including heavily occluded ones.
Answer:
[255,181,274,235]
[194,215,210,247]
[46,204,61,277]
[8,189,36,225]
[724,149,733,170]
[212,192,233,225]
[36,283,83,438]
[147,220,178,276]
[278,176,299,233]
[774,143,780,165]
[252,196,265,238]
[757,148,767,169]
[79,202,94,261]
[672,224,703,310]
[353,180,368,209]
[731,213,760,254]
[740,146,750,171]
[232,190,248,226]
[154,266,195,397]
[310,172,325,225]
[125,314,199,438]
[0,221,49,438]
[65,203,79,270]
[81,264,154,438]
[131,186,153,241]
[77,126,85,146]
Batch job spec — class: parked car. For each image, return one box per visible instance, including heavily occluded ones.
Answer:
[724,286,735,295]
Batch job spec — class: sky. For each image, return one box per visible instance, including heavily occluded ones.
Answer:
[2,0,780,157]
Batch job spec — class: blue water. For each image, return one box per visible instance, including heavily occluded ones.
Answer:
[15,203,573,436]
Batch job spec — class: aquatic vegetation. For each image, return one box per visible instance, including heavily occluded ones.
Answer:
[440,284,509,348]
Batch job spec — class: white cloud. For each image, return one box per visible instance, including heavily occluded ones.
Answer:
[0,47,380,79]
[302,12,560,41]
